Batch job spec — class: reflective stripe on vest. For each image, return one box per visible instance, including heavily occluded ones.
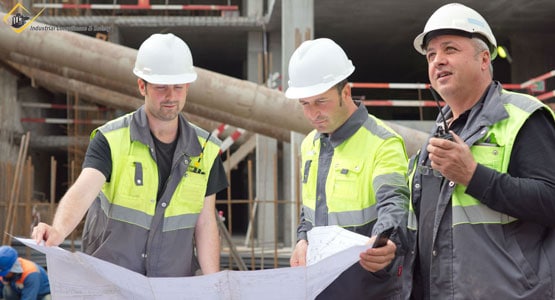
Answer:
[302,204,378,226]
[452,203,517,225]
[97,191,153,229]
[98,186,202,232]
[407,151,420,230]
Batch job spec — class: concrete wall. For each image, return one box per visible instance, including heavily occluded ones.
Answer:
[0,67,22,163]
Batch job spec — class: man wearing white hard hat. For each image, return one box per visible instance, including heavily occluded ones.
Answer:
[286,38,411,299]
[408,3,555,299]
[32,33,228,277]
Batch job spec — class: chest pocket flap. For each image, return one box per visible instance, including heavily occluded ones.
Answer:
[330,159,365,209]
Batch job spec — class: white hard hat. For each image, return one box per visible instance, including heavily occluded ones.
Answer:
[285,38,355,99]
[133,33,198,85]
[413,3,497,59]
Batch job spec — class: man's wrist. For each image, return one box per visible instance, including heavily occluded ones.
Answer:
[297,239,308,245]
[297,231,308,242]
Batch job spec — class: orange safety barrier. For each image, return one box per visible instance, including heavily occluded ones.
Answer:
[33,2,239,11]
[351,69,555,107]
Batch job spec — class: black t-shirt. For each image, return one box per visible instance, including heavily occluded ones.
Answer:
[83,131,228,199]
[151,133,177,200]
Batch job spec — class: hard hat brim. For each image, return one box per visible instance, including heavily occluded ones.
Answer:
[285,66,354,99]
[413,29,498,59]
[9,260,22,274]
[285,82,337,99]
[133,70,198,85]
[413,32,427,56]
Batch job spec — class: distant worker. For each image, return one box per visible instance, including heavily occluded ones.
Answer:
[31,33,228,277]
[286,38,411,299]
[408,3,555,299]
[0,246,50,300]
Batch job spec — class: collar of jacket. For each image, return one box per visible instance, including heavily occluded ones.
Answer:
[440,81,509,140]
[129,106,202,158]
[313,102,368,148]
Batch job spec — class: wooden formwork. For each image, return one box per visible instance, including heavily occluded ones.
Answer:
[1,159,54,244]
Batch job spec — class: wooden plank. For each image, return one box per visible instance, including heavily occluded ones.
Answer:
[3,133,26,245]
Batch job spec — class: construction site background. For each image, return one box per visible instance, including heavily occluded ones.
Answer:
[2,70,553,272]
[1,0,555,273]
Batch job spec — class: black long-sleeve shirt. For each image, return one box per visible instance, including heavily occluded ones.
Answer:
[466,109,555,226]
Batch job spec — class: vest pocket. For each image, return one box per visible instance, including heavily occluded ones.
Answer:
[113,159,155,213]
[330,159,364,205]
[472,144,504,170]
[171,171,207,214]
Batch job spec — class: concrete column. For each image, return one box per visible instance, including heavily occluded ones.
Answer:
[246,0,265,83]
[281,0,314,248]
[286,131,305,247]
[247,32,264,83]
[0,67,22,163]
[281,0,314,91]
[255,134,277,260]
[247,0,280,257]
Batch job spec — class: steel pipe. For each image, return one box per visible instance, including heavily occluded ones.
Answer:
[8,62,292,142]
[0,13,428,154]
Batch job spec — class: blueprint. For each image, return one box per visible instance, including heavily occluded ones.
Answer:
[17,227,370,300]
[306,225,370,266]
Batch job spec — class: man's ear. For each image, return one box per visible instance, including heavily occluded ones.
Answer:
[481,51,491,71]
[138,78,146,96]
[342,83,352,98]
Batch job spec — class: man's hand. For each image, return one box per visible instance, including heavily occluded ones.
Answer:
[359,237,396,272]
[31,222,64,247]
[290,239,308,267]
[427,131,477,186]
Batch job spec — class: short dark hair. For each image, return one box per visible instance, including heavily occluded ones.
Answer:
[335,79,348,95]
